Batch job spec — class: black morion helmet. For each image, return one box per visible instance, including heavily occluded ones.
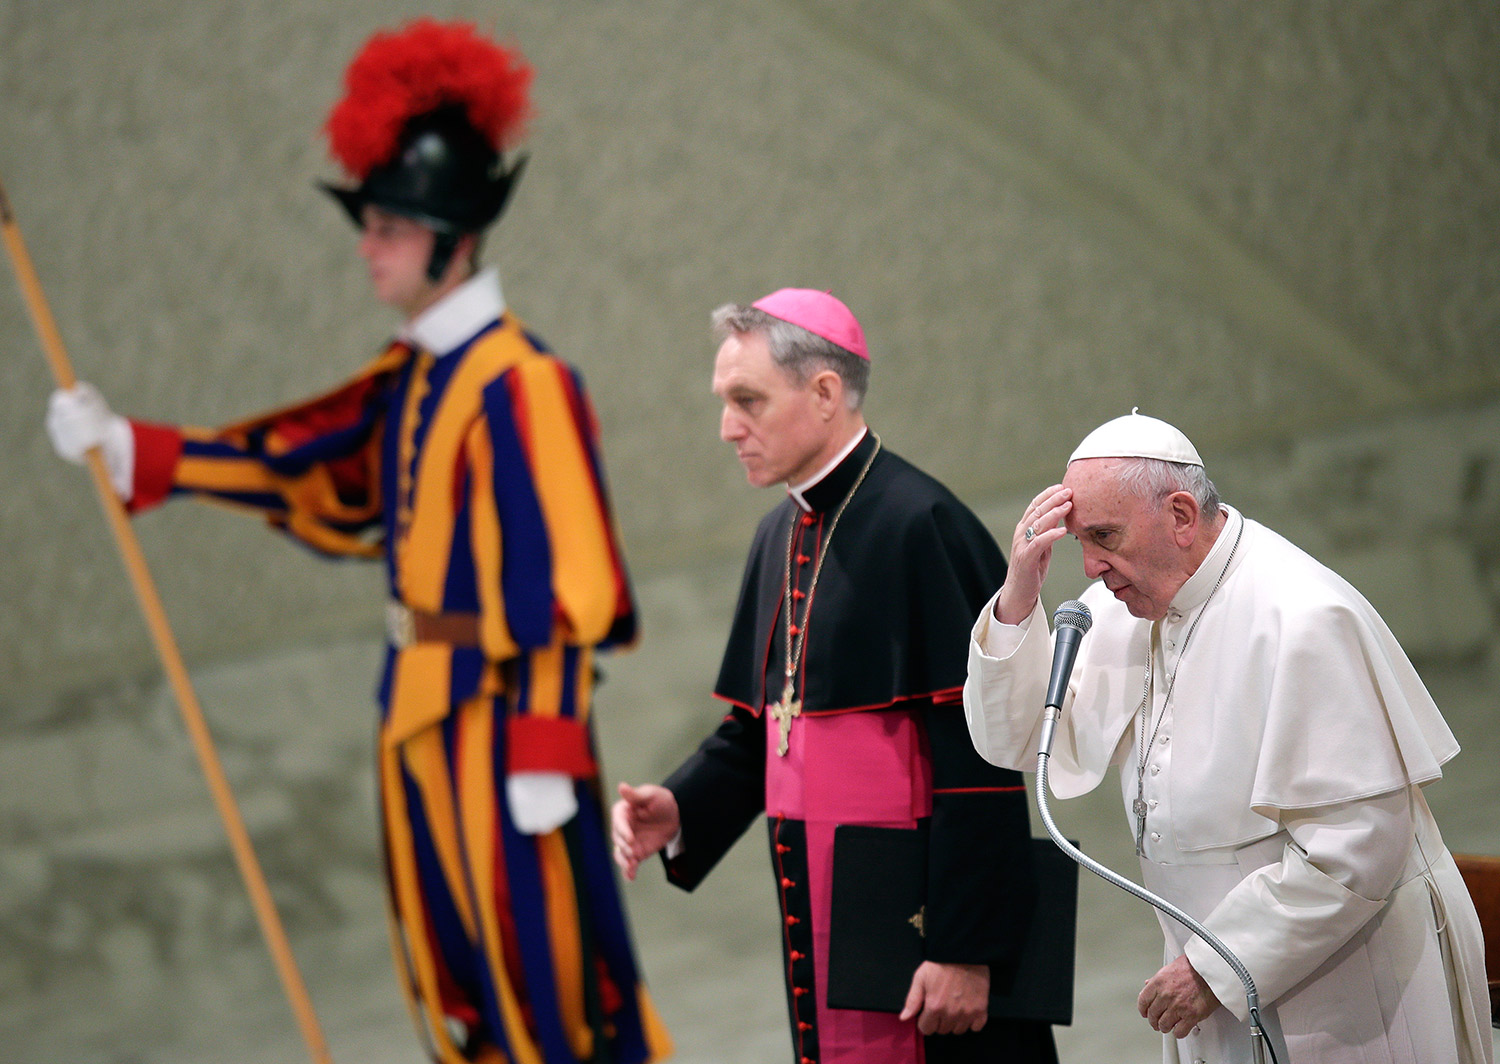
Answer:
[322,105,526,281]
[320,19,533,282]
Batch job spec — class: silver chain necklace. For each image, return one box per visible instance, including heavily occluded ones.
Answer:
[1133,514,1244,857]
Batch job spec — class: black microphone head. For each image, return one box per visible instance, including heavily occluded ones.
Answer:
[1053,599,1092,635]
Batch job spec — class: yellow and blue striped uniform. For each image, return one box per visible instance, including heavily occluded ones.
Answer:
[130,312,671,1064]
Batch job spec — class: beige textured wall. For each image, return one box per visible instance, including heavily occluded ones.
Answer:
[7,0,1496,702]
[2,2,1498,1062]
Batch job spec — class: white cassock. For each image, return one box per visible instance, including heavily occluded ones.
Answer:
[965,506,1492,1064]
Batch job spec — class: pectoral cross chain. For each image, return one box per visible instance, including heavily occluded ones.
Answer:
[770,436,881,757]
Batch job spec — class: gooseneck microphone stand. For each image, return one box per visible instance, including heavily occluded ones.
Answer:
[1035,601,1277,1064]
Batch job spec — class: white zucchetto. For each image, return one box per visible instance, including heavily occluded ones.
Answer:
[1068,408,1204,467]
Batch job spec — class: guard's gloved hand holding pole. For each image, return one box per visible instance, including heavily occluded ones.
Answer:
[47,382,134,501]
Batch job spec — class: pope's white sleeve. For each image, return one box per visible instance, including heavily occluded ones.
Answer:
[1184,788,1413,1018]
[963,595,1052,770]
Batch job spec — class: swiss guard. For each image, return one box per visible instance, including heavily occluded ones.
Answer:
[44,18,673,1064]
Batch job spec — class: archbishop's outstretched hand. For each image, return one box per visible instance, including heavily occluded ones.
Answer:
[992,484,1073,625]
[611,782,680,881]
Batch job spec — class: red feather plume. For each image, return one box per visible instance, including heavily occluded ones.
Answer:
[324,19,533,179]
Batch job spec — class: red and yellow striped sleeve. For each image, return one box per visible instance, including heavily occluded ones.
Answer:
[510,356,632,644]
[126,348,408,557]
[468,354,637,777]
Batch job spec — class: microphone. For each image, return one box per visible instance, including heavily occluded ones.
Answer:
[1044,600,1092,711]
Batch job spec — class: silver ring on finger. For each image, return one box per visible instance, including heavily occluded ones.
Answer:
[1024,525,1036,542]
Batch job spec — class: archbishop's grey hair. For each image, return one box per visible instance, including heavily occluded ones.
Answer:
[1113,456,1221,515]
[710,304,869,410]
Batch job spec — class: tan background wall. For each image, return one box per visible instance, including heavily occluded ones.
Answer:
[1,2,1497,1062]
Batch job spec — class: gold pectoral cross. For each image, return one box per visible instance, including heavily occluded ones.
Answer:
[770,680,801,756]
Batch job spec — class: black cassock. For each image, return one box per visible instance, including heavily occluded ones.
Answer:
[662,432,1060,1064]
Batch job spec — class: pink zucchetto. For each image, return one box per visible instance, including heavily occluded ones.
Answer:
[1068,408,1204,467]
[751,288,869,361]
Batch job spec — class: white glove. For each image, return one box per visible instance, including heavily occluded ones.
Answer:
[46,383,134,501]
[507,772,578,835]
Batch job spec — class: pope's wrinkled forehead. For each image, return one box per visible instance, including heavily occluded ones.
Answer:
[1061,457,1147,529]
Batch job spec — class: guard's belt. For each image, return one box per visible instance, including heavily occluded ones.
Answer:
[386,601,481,648]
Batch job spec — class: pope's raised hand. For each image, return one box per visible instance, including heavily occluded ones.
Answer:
[993,484,1072,626]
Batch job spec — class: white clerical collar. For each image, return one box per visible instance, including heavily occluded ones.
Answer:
[1168,504,1243,618]
[401,267,506,356]
[787,427,869,513]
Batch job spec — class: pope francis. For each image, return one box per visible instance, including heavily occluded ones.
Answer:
[963,411,1491,1063]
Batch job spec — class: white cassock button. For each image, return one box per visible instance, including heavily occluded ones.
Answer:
[1149,799,1159,809]
[1151,764,1161,776]
[1160,734,1170,745]
[1150,832,1162,843]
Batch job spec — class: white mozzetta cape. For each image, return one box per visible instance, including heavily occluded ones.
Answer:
[965,508,1492,1064]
